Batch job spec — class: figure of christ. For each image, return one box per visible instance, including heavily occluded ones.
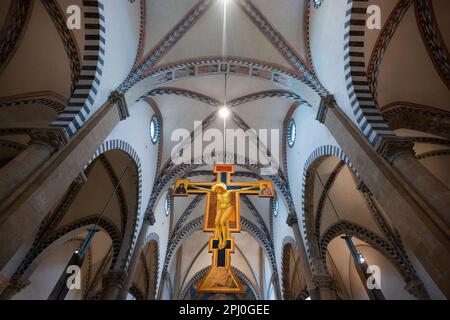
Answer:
[191,182,258,249]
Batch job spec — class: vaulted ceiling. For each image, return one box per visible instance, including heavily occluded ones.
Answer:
[0,0,449,299]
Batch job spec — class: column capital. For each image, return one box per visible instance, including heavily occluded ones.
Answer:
[74,171,88,186]
[143,212,156,226]
[286,214,298,227]
[316,95,337,124]
[0,273,8,290]
[29,127,70,154]
[102,270,127,290]
[375,136,415,163]
[356,178,370,194]
[109,91,129,121]
[405,278,430,300]
[312,273,334,290]
[8,276,31,291]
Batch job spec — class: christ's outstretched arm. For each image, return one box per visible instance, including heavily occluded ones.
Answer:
[190,185,213,192]
[231,184,260,193]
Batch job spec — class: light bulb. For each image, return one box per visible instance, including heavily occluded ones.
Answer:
[219,106,230,119]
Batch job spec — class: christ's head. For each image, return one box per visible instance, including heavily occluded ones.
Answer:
[213,183,227,194]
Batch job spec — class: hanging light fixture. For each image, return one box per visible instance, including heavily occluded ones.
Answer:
[219,106,230,119]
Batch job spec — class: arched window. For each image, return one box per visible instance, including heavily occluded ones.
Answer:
[287,118,296,148]
[150,115,160,144]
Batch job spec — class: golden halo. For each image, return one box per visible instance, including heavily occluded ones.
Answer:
[212,182,227,192]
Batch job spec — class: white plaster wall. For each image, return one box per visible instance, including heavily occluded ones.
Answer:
[285,105,339,238]
[107,100,159,224]
[149,189,172,294]
[105,100,161,281]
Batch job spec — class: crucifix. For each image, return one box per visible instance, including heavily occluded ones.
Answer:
[173,164,275,294]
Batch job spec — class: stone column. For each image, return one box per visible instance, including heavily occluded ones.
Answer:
[357,182,431,300]
[0,92,130,279]
[311,274,336,300]
[286,215,322,300]
[102,270,127,300]
[119,213,155,300]
[0,128,69,213]
[316,95,450,298]
[376,136,450,229]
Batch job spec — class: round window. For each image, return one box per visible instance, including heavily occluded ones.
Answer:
[164,194,171,217]
[287,118,296,148]
[150,115,160,144]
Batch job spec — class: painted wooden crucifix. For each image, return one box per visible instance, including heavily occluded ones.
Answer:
[173,164,275,294]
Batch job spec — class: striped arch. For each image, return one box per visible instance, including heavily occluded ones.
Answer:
[0,92,67,114]
[123,56,304,100]
[142,232,160,297]
[139,88,307,109]
[144,55,301,89]
[51,0,106,137]
[301,145,356,273]
[416,149,450,161]
[179,266,260,300]
[132,0,146,69]
[367,0,413,99]
[415,0,450,88]
[228,90,307,108]
[381,102,450,139]
[281,236,296,300]
[84,139,142,215]
[85,139,143,271]
[304,0,315,72]
[0,139,26,153]
[0,0,33,73]
[15,216,121,277]
[41,0,82,94]
[343,0,394,146]
[319,220,413,282]
[139,87,220,106]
